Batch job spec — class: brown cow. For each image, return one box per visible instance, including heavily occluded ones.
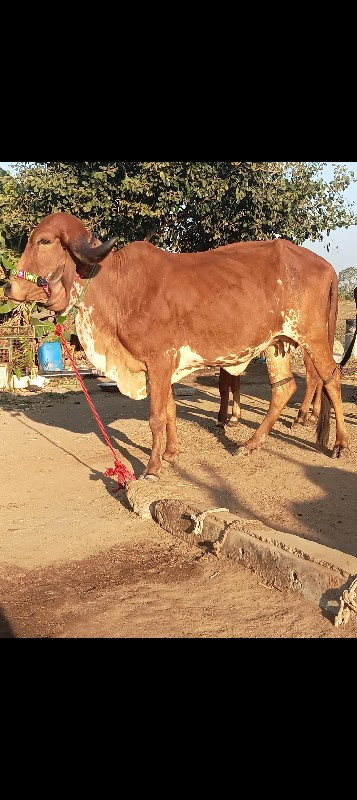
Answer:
[217,351,323,429]
[4,213,350,479]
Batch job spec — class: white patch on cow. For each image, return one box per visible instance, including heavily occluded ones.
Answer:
[282,309,300,341]
[170,338,277,383]
[171,346,205,383]
[277,279,283,286]
[61,281,82,316]
[75,304,148,401]
[75,305,106,372]
[72,280,82,300]
[220,362,251,377]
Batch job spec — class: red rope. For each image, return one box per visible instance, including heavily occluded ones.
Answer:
[54,324,136,488]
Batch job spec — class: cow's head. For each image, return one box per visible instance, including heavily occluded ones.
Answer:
[3,212,118,312]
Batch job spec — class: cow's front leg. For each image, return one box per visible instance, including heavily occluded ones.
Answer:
[143,366,172,480]
[163,387,179,463]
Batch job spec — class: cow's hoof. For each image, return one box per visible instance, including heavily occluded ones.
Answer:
[139,473,160,482]
[162,452,177,464]
[233,446,250,458]
[215,421,227,429]
[290,414,307,429]
[331,445,350,460]
[307,414,319,428]
[228,417,240,427]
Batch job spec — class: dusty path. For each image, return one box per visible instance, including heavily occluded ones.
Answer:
[1,360,356,638]
[2,537,357,638]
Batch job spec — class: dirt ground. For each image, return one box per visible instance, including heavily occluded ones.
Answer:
[1,342,357,638]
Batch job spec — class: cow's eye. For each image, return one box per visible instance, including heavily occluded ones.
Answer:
[38,239,52,246]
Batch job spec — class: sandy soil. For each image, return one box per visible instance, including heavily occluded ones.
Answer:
[1,352,356,638]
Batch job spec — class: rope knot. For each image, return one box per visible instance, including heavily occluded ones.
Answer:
[105,460,136,489]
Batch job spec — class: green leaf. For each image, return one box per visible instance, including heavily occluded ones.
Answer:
[1,256,14,271]
[32,321,55,337]
[0,301,15,314]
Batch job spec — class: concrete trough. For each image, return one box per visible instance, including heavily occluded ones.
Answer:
[125,482,357,626]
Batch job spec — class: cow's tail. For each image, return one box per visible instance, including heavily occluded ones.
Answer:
[339,287,357,368]
[316,273,339,449]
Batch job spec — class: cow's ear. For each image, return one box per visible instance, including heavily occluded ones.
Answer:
[49,262,65,287]
[67,235,118,264]
[46,262,67,308]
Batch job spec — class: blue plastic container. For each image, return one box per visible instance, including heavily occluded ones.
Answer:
[38,341,63,372]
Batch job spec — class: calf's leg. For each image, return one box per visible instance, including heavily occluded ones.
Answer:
[217,368,232,427]
[230,376,241,424]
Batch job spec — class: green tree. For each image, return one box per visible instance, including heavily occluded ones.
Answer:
[338,266,357,299]
[1,164,24,260]
[1,161,356,253]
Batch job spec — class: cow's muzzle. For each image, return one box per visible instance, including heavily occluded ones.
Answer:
[6,268,51,297]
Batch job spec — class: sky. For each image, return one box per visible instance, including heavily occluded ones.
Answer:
[1,161,356,274]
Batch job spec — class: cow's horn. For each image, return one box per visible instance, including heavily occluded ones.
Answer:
[68,236,119,264]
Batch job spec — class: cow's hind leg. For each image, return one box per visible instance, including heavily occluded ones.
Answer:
[234,344,296,457]
[319,370,349,458]
[230,376,241,425]
[309,381,323,426]
[163,387,179,464]
[291,351,322,429]
[305,340,349,457]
